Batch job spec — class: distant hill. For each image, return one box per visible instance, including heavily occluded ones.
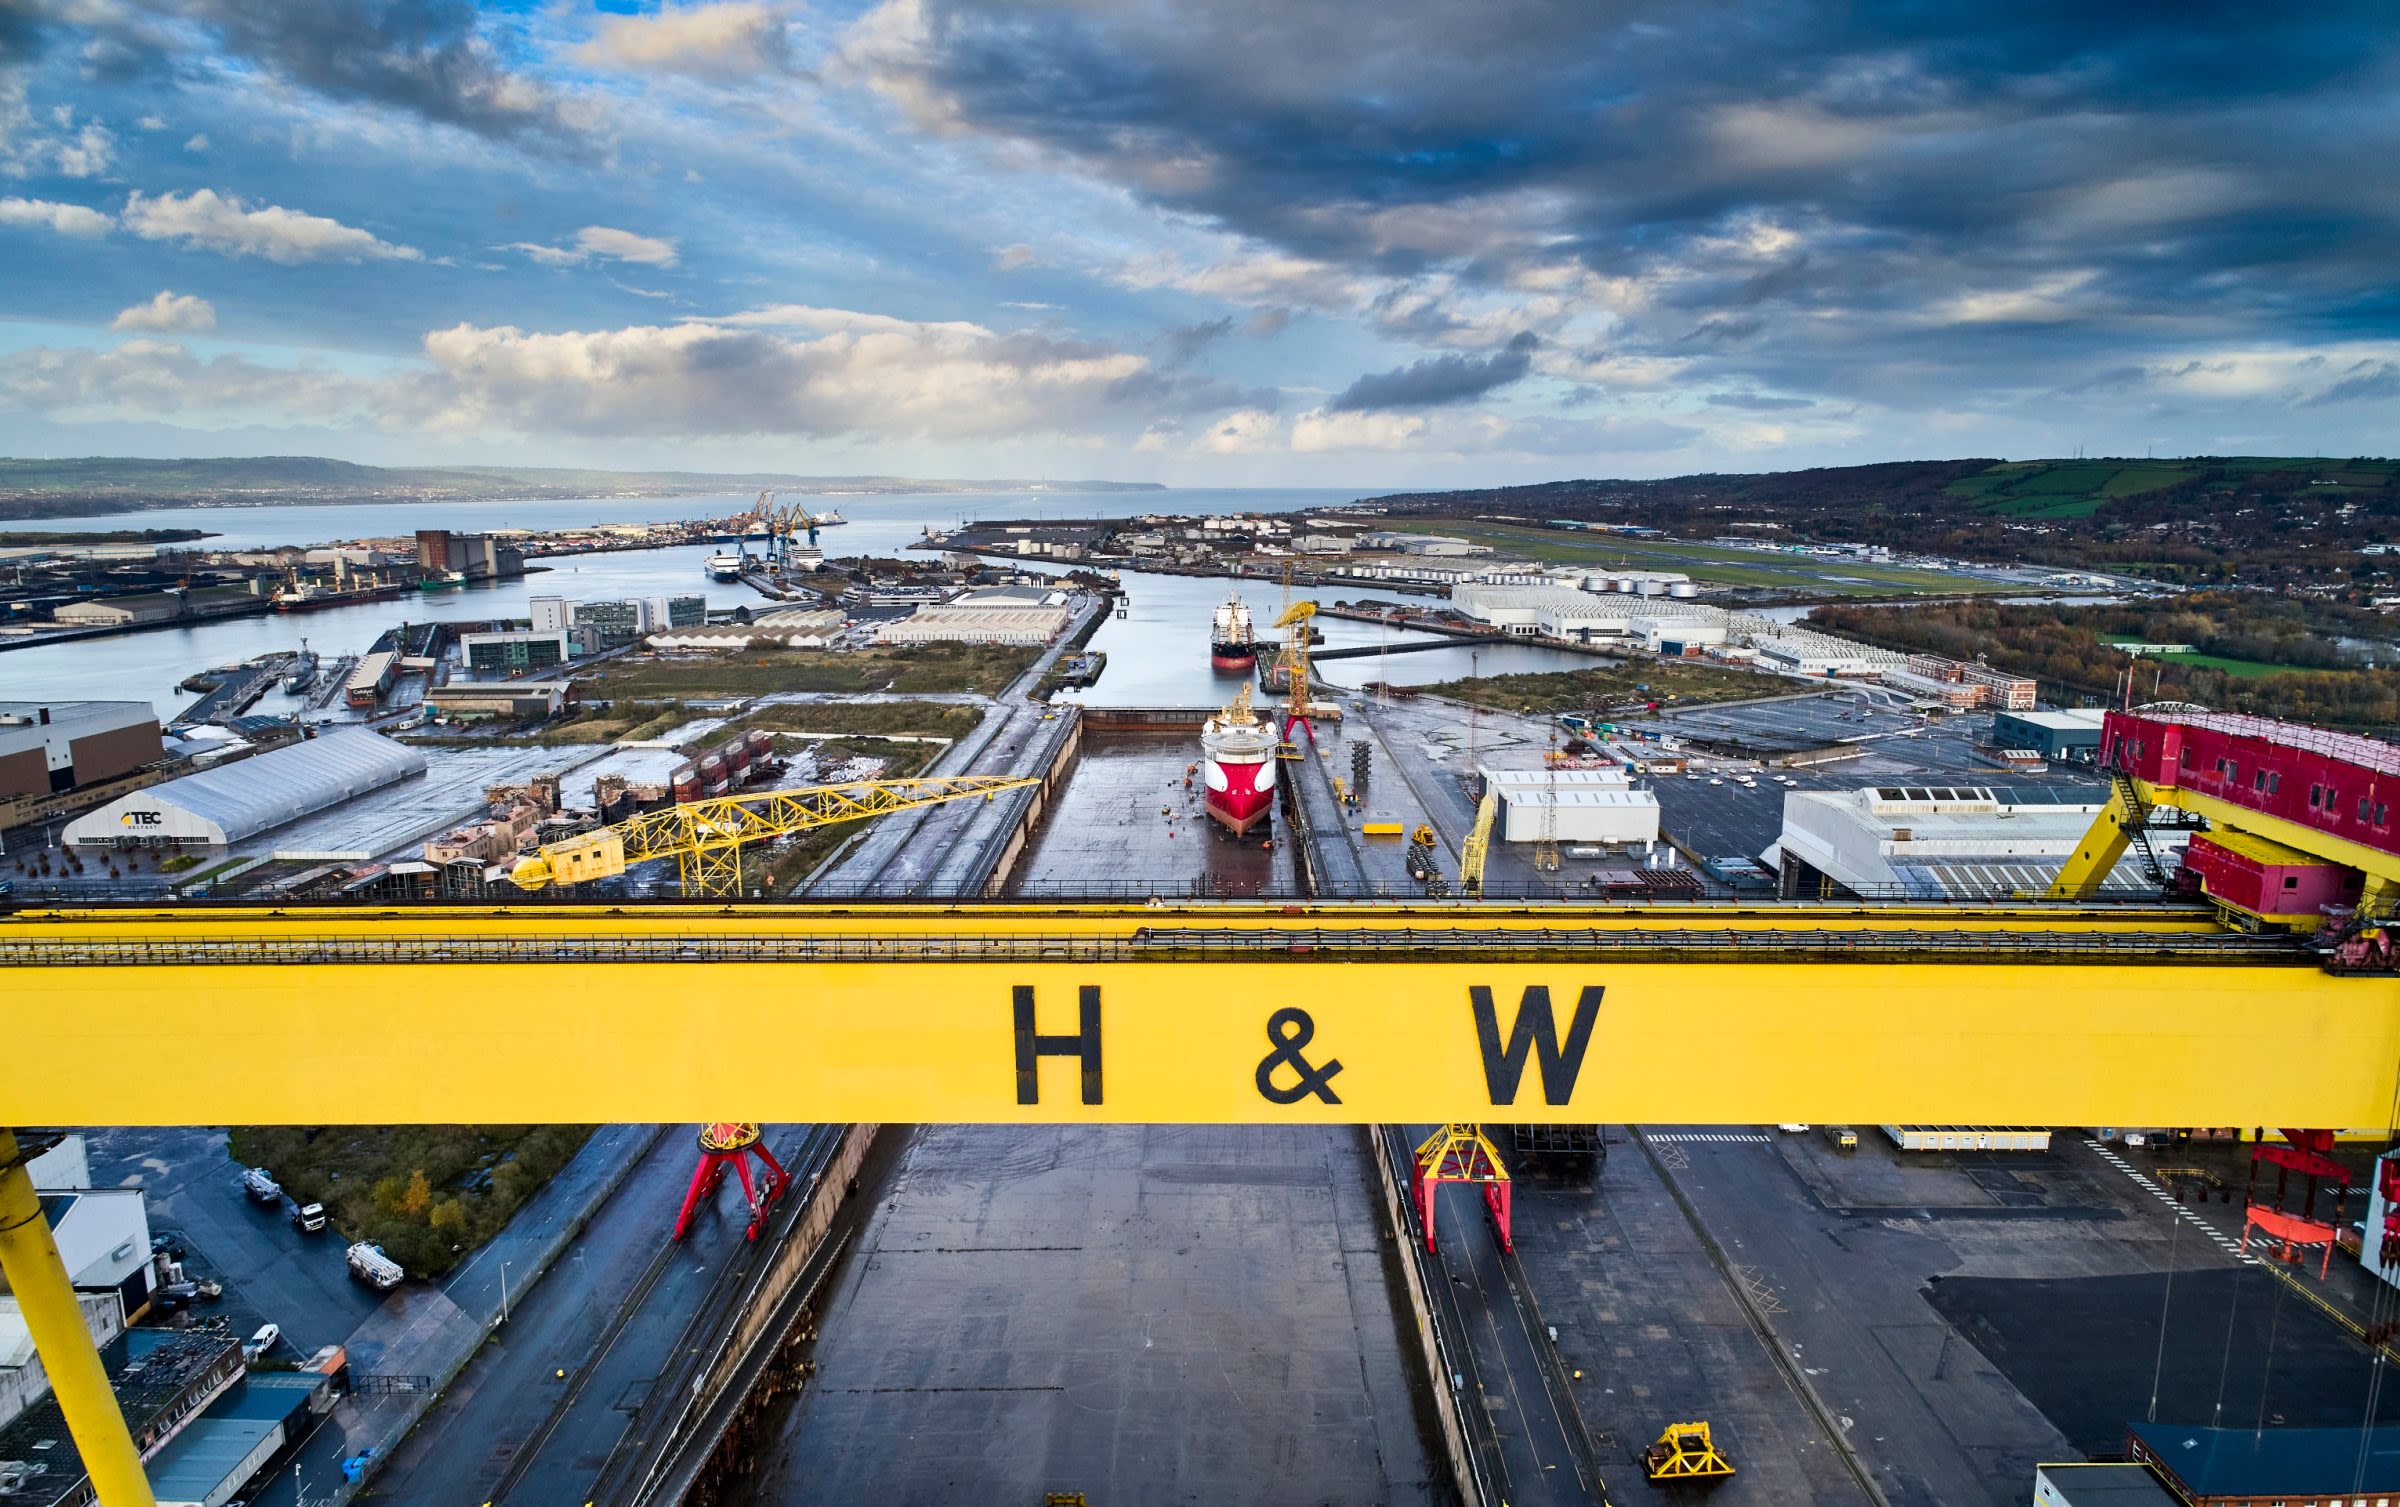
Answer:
[0,456,1166,518]
[1367,456,2399,589]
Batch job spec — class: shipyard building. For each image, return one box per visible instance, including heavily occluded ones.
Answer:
[62,729,424,849]
[0,702,162,800]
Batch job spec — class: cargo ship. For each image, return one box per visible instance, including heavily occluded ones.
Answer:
[1199,683,1277,838]
[1210,592,1256,672]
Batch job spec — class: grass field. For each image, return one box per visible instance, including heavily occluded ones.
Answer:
[1945,456,2396,518]
[1379,521,2016,595]
[591,642,1042,698]
[2106,637,2294,679]
[1422,657,1771,714]
[720,699,984,741]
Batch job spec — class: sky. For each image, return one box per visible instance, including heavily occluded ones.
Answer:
[0,1,2395,487]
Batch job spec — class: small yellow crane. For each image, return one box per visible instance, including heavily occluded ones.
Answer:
[509,776,1039,897]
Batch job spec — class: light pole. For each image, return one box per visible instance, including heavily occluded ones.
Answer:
[499,1260,511,1324]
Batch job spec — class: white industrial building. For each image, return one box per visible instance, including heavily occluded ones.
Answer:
[1449,584,1600,634]
[877,585,1075,646]
[64,729,426,849]
[1768,785,2182,900]
[649,608,843,651]
[1478,766,1661,845]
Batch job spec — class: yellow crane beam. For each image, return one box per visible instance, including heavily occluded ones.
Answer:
[3,899,2392,1129]
[509,776,1040,895]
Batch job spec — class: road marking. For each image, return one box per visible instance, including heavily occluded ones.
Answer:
[1648,1133,1775,1144]
[2083,1139,2256,1266]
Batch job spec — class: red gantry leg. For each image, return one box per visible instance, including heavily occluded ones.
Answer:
[1411,1124,1513,1257]
[673,1123,791,1241]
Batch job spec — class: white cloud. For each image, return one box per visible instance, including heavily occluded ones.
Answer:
[110,291,217,333]
[992,242,1036,270]
[574,225,678,267]
[1116,250,1367,312]
[183,133,209,153]
[398,309,1150,439]
[571,2,795,79]
[1928,270,2101,326]
[0,340,372,425]
[136,116,169,132]
[1192,407,1283,454]
[122,190,422,264]
[53,121,115,178]
[507,225,680,269]
[0,197,114,237]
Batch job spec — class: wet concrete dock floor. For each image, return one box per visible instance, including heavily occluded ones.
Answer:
[739,1125,1442,1505]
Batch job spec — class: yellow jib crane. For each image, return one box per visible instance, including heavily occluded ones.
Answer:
[1458,784,1499,896]
[1272,599,1325,744]
[509,776,1040,897]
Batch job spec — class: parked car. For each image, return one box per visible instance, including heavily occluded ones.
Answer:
[242,1323,281,1361]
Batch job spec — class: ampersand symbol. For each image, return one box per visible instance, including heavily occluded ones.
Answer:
[1255,1007,1344,1105]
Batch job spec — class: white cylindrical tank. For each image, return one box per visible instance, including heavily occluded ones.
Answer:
[1668,582,1700,599]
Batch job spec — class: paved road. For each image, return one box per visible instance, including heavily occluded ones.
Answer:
[1393,1124,1596,1507]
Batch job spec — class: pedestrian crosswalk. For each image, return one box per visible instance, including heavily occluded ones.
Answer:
[2084,1139,2257,1265]
[1649,1132,1775,1145]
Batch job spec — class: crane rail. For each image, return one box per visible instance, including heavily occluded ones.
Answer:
[0,925,2308,968]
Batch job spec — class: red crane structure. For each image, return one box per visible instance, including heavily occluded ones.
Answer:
[2055,705,2400,1276]
[1411,1123,1512,1254]
[672,1122,790,1241]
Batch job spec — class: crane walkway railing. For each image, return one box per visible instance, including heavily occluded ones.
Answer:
[0,926,2307,969]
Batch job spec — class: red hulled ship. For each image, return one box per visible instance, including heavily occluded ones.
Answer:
[1200,683,1278,838]
[1210,592,1257,672]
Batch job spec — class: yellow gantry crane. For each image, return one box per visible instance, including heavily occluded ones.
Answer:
[1272,599,1326,744]
[509,776,1040,897]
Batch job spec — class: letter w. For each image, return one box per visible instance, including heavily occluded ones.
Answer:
[1470,986,1603,1106]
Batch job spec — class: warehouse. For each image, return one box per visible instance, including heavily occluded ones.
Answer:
[877,604,1071,645]
[650,608,842,651]
[1768,784,2178,899]
[0,701,162,800]
[63,729,426,849]
[51,592,186,626]
[1448,583,1595,634]
[1477,766,1661,844]
[425,682,571,719]
[1991,708,2107,762]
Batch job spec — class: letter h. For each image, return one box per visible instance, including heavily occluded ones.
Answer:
[1014,985,1102,1105]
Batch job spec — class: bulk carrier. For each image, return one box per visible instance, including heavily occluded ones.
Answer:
[1198,683,1277,838]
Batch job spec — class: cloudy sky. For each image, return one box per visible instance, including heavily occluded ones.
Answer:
[1,1,2395,485]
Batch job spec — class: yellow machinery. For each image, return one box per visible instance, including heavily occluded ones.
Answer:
[1641,1420,1735,1482]
[7,895,2400,1501]
[508,777,1039,897]
[1459,786,1499,896]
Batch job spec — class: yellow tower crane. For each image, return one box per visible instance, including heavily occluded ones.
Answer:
[1271,599,1324,745]
[509,776,1040,897]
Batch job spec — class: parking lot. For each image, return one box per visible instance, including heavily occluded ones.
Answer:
[77,1126,384,1360]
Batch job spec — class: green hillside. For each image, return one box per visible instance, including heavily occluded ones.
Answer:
[1945,456,2396,519]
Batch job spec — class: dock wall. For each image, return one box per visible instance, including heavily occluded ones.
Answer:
[1366,1124,1485,1506]
[978,708,1085,897]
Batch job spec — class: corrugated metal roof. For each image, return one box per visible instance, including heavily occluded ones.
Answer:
[142,729,425,842]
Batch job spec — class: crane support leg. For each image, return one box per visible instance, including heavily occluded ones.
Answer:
[2047,782,2138,899]
[0,1130,155,1507]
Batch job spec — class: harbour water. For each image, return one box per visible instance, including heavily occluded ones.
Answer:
[4,488,1593,718]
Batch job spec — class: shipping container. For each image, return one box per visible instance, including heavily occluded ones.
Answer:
[1880,1126,2052,1153]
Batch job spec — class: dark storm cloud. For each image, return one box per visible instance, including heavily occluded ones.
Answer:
[1329,330,1537,412]
[854,0,2400,402]
[19,0,582,144]
[2304,361,2400,407]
